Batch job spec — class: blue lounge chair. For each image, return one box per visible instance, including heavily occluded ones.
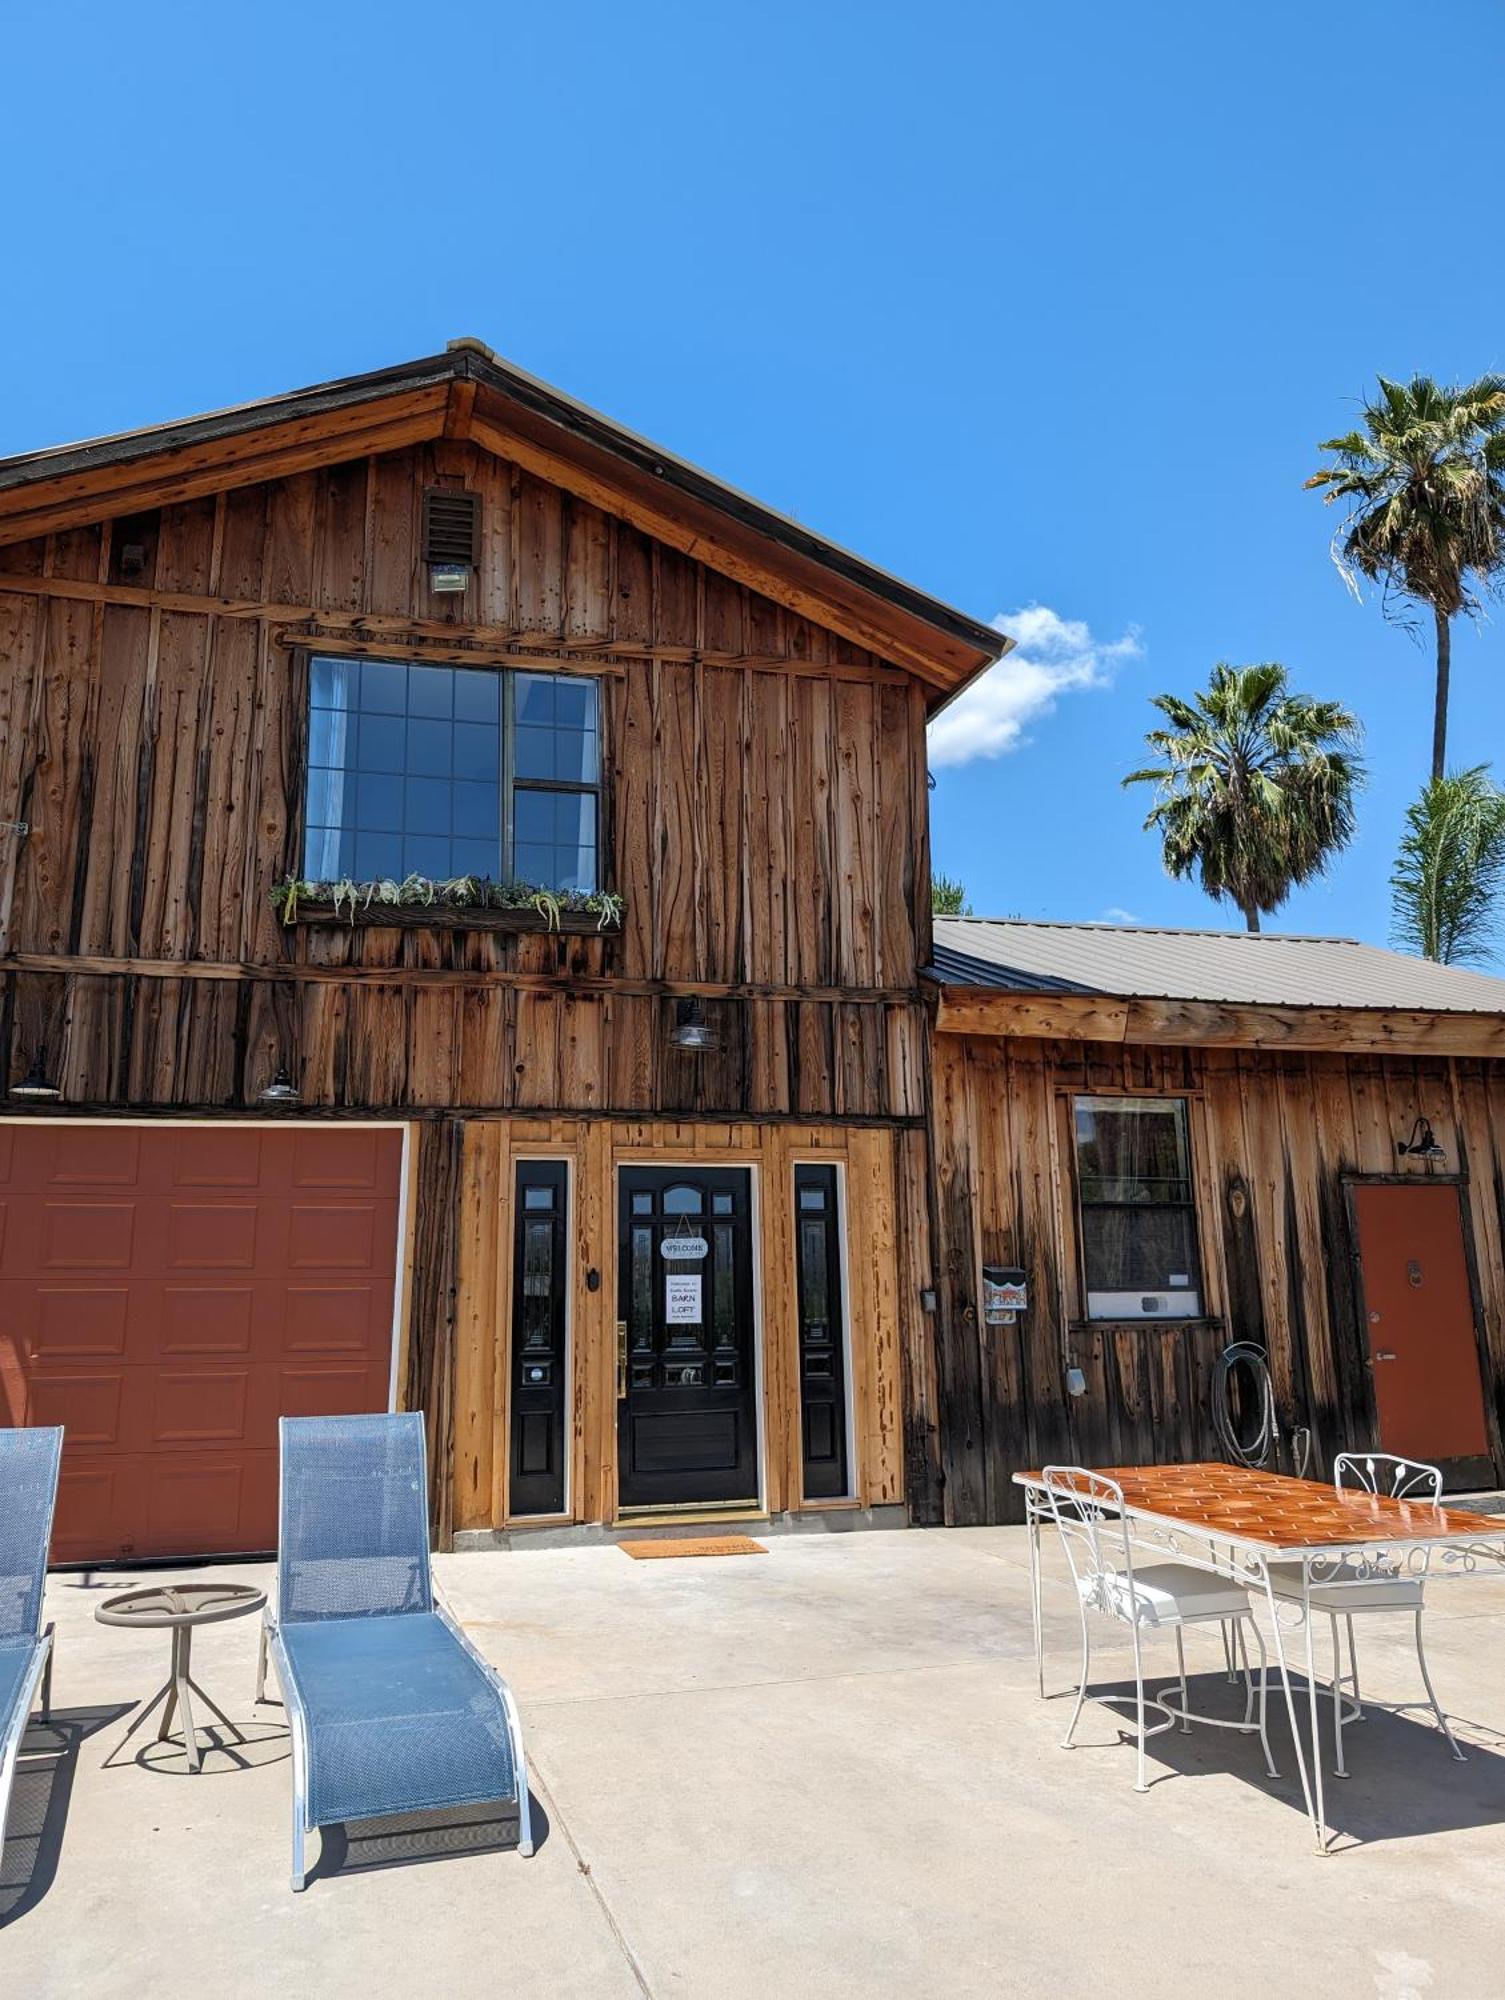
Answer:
[258,1413,533,1891]
[0,1426,62,1857]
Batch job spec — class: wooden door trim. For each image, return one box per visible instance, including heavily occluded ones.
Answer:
[1342,1176,1499,1483]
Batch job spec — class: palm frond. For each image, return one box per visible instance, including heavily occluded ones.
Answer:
[1391,767,1505,964]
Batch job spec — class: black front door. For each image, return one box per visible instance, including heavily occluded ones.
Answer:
[617,1166,758,1510]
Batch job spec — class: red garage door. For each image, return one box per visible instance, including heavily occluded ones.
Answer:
[0,1122,405,1563]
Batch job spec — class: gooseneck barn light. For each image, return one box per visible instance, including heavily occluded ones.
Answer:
[258,1064,301,1107]
[669,998,718,1052]
[9,1050,61,1101]
[1396,1117,1446,1164]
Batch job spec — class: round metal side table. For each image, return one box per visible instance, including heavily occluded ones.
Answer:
[97,1582,266,1773]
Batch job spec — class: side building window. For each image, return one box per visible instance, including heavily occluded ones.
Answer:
[1072,1096,1202,1320]
[304,655,599,890]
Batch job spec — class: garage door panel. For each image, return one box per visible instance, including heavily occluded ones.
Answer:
[144,1457,248,1554]
[41,1200,137,1270]
[150,1367,252,1446]
[287,1201,388,1271]
[166,1201,260,1270]
[292,1128,387,1189]
[169,1128,265,1189]
[54,1463,136,1563]
[276,1362,388,1421]
[160,1284,257,1355]
[2,1124,405,1562]
[283,1283,390,1354]
[26,1370,126,1446]
[48,1125,141,1186]
[33,1286,132,1359]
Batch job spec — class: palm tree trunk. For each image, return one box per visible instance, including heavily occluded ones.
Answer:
[1432,604,1451,783]
[1243,902,1260,933]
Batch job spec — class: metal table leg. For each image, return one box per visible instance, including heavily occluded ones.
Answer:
[107,1622,250,1774]
[1027,1490,1045,1699]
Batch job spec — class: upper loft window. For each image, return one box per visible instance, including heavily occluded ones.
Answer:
[1072,1096,1202,1320]
[303,656,599,890]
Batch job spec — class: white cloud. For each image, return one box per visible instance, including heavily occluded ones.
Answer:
[1101,906,1140,925]
[927,603,1142,769]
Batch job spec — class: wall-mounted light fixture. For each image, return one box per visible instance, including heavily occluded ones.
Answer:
[1397,1116,1446,1164]
[669,998,718,1052]
[10,1050,61,1101]
[258,1064,300,1107]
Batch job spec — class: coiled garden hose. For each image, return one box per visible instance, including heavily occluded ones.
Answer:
[1211,1341,1311,1478]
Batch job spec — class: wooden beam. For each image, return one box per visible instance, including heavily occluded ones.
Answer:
[1,951,921,1006]
[443,379,478,441]
[0,573,914,688]
[931,985,1505,1058]
[0,391,451,545]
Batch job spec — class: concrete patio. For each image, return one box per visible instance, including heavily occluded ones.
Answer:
[4,1524,1505,1998]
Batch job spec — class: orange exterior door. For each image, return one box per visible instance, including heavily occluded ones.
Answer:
[0,1122,405,1562]
[1350,1182,1493,1484]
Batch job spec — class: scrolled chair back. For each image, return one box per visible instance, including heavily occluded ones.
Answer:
[1040,1464,1139,1615]
[1334,1452,1442,1506]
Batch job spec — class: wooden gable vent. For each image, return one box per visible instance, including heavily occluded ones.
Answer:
[422,488,482,569]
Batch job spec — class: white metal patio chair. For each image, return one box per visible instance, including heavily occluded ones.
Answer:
[1261,1451,1464,1775]
[256,1412,533,1891]
[0,1426,62,1861]
[1042,1465,1278,1792]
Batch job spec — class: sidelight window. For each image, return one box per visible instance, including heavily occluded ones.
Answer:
[1072,1096,1203,1320]
[303,655,599,890]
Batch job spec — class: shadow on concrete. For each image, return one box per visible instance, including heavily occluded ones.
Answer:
[0,1704,130,1929]
[1058,1669,1505,1846]
[305,1791,548,1888]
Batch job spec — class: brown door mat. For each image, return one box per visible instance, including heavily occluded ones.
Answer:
[618,1535,768,1560]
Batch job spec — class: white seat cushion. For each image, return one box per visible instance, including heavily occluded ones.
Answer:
[1263,1562,1423,1612]
[1084,1562,1252,1628]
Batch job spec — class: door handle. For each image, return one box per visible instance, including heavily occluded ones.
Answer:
[1371,1350,1397,1363]
[616,1320,628,1400]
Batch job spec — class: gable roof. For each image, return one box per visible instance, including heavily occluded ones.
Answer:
[929,917,1505,1016]
[0,339,1008,701]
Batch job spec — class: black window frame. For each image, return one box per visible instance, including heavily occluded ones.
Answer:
[299,651,602,892]
[1070,1093,1206,1322]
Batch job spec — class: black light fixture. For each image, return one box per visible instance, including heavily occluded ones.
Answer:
[10,1050,61,1101]
[258,1064,300,1107]
[1397,1116,1446,1164]
[669,997,718,1052]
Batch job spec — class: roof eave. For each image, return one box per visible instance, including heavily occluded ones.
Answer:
[0,345,1006,697]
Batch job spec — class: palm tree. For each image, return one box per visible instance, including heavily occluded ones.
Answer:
[1306,374,1505,781]
[1391,766,1505,965]
[1124,663,1363,932]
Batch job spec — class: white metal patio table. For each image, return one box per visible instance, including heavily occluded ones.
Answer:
[1013,1461,1505,1852]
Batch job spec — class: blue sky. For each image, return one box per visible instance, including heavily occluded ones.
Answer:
[4,0,1502,945]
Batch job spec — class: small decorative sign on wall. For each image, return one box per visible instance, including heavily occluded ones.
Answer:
[666,1273,703,1324]
[660,1234,709,1261]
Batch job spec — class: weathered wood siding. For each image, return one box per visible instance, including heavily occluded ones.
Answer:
[928,1031,1505,1524]
[0,442,931,1121]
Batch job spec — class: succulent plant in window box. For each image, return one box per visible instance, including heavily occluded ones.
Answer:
[270,873,624,932]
